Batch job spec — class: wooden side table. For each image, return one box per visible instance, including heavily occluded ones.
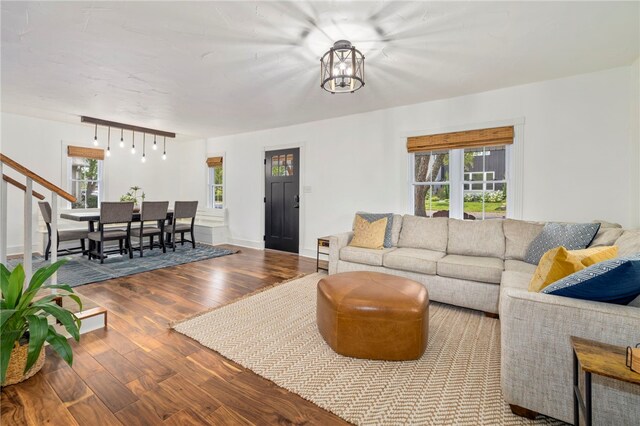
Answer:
[317,236,330,273]
[571,336,640,426]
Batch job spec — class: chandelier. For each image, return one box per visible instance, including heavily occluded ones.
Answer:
[320,40,365,94]
[81,116,174,162]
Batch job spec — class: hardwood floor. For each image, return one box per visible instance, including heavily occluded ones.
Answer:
[1,246,349,426]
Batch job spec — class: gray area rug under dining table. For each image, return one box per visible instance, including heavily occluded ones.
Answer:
[6,243,237,287]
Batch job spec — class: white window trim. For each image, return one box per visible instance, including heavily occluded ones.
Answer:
[404,118,524,220]
[206,152,225,209]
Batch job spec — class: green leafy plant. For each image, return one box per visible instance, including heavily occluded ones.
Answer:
[119,185,146,207]
[0,260,82,384]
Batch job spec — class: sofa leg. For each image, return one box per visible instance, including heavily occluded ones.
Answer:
[509,404,538,419]
[484,312,499,319]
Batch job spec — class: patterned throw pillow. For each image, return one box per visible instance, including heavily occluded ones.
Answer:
[528,246,618,293]
[349,216,388,250]
[354,213,394,248]
[524,222,600,265]
[542,253,640,305]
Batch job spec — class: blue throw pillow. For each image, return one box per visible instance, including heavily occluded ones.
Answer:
[355,213,394,248]
[542,253,640,305]
[524,222,600,264]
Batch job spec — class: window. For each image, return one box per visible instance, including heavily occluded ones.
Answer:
[271,154,294,176]
[69,157,102,209]
[66,146,104,209]
[462,146,507,220]
[413,150,450,218]
[207,156,224,209]
[408,126,513,220]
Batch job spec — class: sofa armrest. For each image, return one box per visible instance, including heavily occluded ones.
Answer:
[500,287,640,424]
[329,232,353,275]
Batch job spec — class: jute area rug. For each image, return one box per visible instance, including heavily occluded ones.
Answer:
[172,273,563,425]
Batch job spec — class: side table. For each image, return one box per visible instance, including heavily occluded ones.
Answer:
[317,236,330,273]
[571,336,640,426]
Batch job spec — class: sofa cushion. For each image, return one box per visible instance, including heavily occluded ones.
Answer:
[340,246,396,266]
[349,216,388,250]
[542,253,640,305]
[397,216,448,252]
[353,212,394,248]
[390,214,403,247]
[447,219,505,259]
[382,248,445,275]
[437,254,504,284]
[501,270,532,290]
[503,219,544,261]
[504,259,537,274]
[524,222,601,265]
[590,228,624,247]
[615,230,640,257]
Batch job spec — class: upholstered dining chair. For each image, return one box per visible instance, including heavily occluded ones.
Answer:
[38,201,88,260]
[166,201,198,251]
[88,201,134,263]
[134,201,169,257]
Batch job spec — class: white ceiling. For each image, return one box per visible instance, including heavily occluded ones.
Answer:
[2,1,639,139]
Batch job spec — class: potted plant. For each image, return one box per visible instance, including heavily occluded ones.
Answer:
[120,186,146,212]
[1,260,81,386]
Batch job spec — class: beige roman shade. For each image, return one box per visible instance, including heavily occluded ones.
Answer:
[67,145,105,160]
[407,126,514,153]
[206,156,223,167]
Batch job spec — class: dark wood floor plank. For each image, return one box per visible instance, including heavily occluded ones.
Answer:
[44,366,93,404]
[94,349,144,384]
[67,394,123,426]
[84,370,139,413]
[1,247,346,425]
[9,373,80,426]
[164,407,213,426]
[114,399,165,426]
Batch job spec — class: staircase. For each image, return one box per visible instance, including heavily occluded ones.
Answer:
[0,153,107,332]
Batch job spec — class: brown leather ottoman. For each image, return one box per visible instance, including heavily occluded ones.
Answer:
[316,271,429,361]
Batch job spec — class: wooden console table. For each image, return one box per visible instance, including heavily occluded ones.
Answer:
[571,336,640,426]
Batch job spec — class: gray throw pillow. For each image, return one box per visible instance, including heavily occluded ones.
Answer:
[524,222,601,265]
[354,212,394,248]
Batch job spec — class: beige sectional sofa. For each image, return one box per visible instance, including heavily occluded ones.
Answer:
[328,216,640,425]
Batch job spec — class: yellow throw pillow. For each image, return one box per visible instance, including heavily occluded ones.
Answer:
[349,216,388,250]
[571,246,618,266]
[529,247,584,293]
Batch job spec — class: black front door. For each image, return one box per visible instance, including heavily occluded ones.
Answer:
[265,148,300,253]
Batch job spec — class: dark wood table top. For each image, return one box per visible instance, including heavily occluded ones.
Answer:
[61,211,173,222]
[571,336,640,385]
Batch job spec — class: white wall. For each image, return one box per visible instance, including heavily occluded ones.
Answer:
[631,58,640,225]
[206,65,639,257]
[0,113,205,254]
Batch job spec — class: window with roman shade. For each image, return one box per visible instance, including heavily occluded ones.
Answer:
[408,126,514,220]
[206,156,224,209]
[67,145,104,208]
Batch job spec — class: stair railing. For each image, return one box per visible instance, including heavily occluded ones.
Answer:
[0,153,76,287]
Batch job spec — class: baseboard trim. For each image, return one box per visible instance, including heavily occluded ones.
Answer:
[228,238,265,250]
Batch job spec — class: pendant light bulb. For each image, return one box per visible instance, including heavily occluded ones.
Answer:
[131,131,136,154]
[162,136,167,160]
[93,124,99,146]
[106,147,111,157]
[141,154,146,163]
[119,128,124,148]
[162,152,167,160]
[153,134,157,150]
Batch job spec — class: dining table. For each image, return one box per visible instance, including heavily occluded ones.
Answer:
[60,210,175,256]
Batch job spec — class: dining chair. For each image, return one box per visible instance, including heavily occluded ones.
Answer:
[88,201,134,263]
[134,201,169,257]
[38,201,88,260]
[166,201,198,251]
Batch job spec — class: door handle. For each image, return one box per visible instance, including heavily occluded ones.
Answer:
[294,195,300,209]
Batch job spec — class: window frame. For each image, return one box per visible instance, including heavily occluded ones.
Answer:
[207,153,225,209]
[67,156,104,209]
[410,145,512,220]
